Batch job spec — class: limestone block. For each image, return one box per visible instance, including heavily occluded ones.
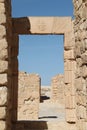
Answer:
[76,58,82,67]
[0,38,8,52]
[13,17,72,34]
[77,121,87,130]
[83,6,87,18]
[0,86,7,106]
[85,39,87,50]
[65,95,76,109]
[64,31,75,49]
[76,94,86,106]
[29,17,54,34]
[82,65,87,78]
[0,74,7,86]
[67,123,77,130]
[74,41,81,58]
[76,65,82,78]
[77,105,86,119]
[64,60,76,71]
[51,74,64,104]
[81,51,87,64]
[0,14,6,24]
[80,40,86,54]
[53,17,72,33]
[0,25,6,39]
[64,70,75,83]
[0,121,6,130]
[64,50,75,60]
[66,109,76,123]
[0,38,8,60]
[0,3,5,14]
[0,107,6,119]
[0,60,8,73]
[65,83,75,96]
[0,49,8,60]
[75,77,86,91]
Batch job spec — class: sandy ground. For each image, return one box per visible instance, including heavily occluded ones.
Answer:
[39,99,65,122]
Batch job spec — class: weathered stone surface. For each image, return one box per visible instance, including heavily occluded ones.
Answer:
[82,65,87,77]
[0,25,6,38]
[64,60,76,71]
[0,121,6,130]
[65,83,75,96]
[0,74,7,86]
[81,51,87,64]
[18,72,41,120]
[76,58,82,67]
[76,93,86,106]
[0,38,8,50]
[0,37,8,61]
[51,74,64,104]
[65,95,76,109]
[12,17,72,34]
[0,87,7,106]
[0,107,6,119]
[0,3,5,14]
[77,105,86,119]
[66,109,76,123]
[0,0,87,129]
[75,77,85,91]
[0,60,8,73]
[0,49,8,60]
[0,14,6,24]
[64,50,75,60]
[64,70,75,84]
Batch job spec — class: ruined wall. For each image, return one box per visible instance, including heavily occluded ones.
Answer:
[0,0,13,130]
[51,74,65,104]
[73,0,87,129]
[18,72,41,120]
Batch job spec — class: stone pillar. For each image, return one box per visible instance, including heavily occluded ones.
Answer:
[64,20,76,123]
[73,0,87,129]
[0,0,12,130]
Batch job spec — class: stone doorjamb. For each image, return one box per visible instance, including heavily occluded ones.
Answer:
[12,17,76,123]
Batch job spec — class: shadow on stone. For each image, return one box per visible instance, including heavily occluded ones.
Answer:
[39,116,57,119]
[13,121,48,130]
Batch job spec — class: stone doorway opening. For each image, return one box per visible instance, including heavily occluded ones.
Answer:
[12,17,76,129]
[17,34,65,121]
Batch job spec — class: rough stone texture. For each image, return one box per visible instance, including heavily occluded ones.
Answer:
[51,74,65,104]
[0,0,87,129]
[0,86,7,106]
[0,0,12,130]
[73,0,87,129]
[0,107,6,119]
[0,121,6,130]
[18,72,41,120]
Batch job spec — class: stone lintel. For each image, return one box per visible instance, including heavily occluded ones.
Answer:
[12,17,72,35]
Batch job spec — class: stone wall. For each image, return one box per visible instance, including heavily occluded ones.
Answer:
[0,1,87,129]
[18,72,41,120]
[0,0,12,130]
[73,0,87,129]
[51,74,65,104]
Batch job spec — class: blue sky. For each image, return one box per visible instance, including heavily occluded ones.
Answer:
[12,0,73,85]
